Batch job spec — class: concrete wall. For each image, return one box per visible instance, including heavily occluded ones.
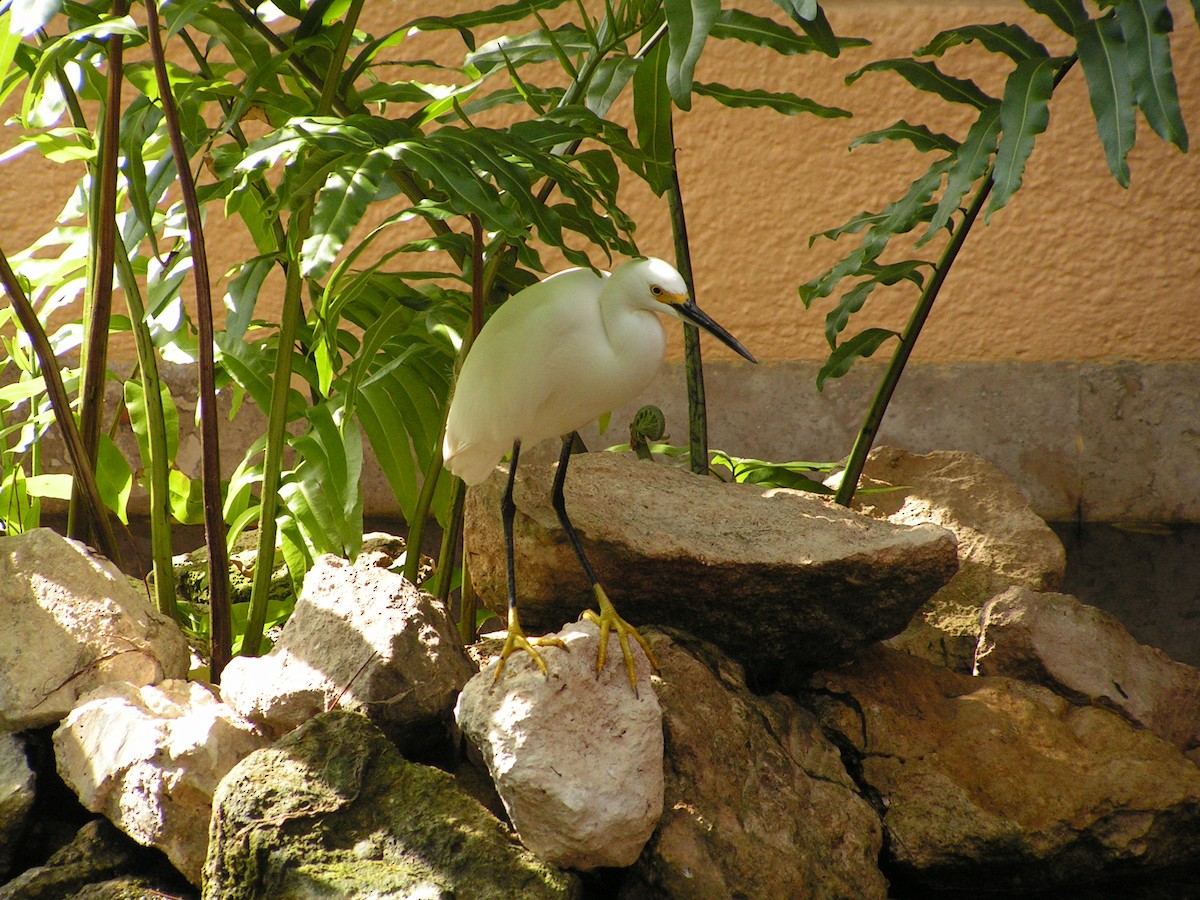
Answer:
[2,2,1198,520]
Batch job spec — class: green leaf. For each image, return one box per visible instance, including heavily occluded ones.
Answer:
[847,59,995,109]
[124,379,180,471]
[1077,15,1136,186]
[922,105,1001,242]
[1022,0,1089,34]
[632,36,674,195]
[709,9,819,55]
[1116,0,1187,151]
[784,3,847,57]
[24,472,73,500]
[664,0,720,111]
[586,56,641,116]
[303,149,391,280]
[465,24,592,75]
[818,329,900,390]
[850,119,959,153]
[693,82,851,118]
[10,0,63,36]
[406,0,570,47]
[824,261,929,345]
[168,469,205,525]
[917,23,1050,62]
[96,435,133,525]
[988,55,1061,219]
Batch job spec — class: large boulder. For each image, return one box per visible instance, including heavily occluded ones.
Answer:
[850,447,1066,671]
[621,629,887,900]
[976,587,1200,762]
[466,452,957,689]
[0,731,35,878]
[806,645,1200,892]
[54,679,269,886]
[456,619,663,870]
[0,529,189,730]
[205,710,579,900]
[220,552,476,751]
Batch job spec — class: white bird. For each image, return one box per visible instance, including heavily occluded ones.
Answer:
[443,256,756,687]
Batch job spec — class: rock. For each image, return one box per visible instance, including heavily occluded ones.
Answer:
[0,731,35,877]
[220,553,476,751]
[456,619,664,870]
[621,629,887,899]
[0,818,151,900]
[976,587,1200,761]
[806,645,1200,892]
[205,710,579,900]
[53,679,268,886]
[0,529,190,730]
[465,452,957,689]
[850,447,1066,671]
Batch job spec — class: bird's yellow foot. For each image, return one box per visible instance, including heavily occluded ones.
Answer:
[493,608,566,683]
[583,584,659,691]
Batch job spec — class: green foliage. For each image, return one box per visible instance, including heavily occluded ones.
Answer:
[803,0,1193,504]
[0,0,857,659]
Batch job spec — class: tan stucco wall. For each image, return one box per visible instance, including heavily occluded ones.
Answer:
[1,1,1196,364]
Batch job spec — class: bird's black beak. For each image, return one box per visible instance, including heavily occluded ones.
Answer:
[677,298,758,364]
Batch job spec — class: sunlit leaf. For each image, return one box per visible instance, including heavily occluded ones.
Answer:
[631,36,673,195]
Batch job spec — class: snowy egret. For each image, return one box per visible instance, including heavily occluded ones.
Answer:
[443,256,756,688]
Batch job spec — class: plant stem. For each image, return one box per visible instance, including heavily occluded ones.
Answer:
[665,115,708,474]
[0,248,122,565]
[834,174,993,506]
[112,232,176,619]
[145,0,231,677]
[71,0,125,547]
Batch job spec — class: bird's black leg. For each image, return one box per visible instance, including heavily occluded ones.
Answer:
[494,440,563,682]
[552,436,659,690]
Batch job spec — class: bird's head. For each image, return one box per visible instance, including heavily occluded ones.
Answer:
[617,257,757,364]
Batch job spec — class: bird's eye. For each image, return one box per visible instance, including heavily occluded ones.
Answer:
[651,285,663,296]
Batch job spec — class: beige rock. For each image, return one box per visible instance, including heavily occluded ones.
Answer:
[807,646,1200,891]
[0,529,189,730]
[220,553,476,751]
[54,679,268,886]
[466,452,957,689]
[976,587,1200,761]
[622,629,887,900]
[850,447,1066,671]
[456,620,663,870]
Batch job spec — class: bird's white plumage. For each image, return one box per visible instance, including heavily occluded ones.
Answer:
[443,258,688,485]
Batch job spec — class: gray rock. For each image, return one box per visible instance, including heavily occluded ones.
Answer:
[0,529,189,730]
[850,447,1066,671]
[807,645,1200,892]
[976,587,1200,761]
[465,452,957,689]
[54,679,268,886]
[621,629,888,900]
[456,619,663,870]
[0,819,139,900]
[220,553,476,751]
[205,710,579,900]
[0,731,35,877]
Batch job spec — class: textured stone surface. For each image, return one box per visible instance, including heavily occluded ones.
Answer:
[466,452,957,689]
[807,645,1200,892]
[220,553,475,750]
[0,731,34,878]
[976,587,1200,761]
[0,529,189,730]
[54,679,268,885]
[456,619,663,870]
[621,629,887,899]
[205,710,578,900]
[0,819,149,900]
[849,447,1066,671]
